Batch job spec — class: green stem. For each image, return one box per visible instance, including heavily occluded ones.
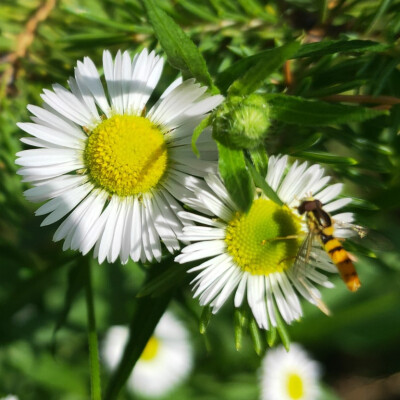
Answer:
[85,257,102,400]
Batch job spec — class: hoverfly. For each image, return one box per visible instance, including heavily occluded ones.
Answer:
[295,197,365,293]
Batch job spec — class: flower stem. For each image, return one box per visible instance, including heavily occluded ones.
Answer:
[85,257,102,400]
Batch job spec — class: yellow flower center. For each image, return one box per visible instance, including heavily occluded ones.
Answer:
[287,373,304,399]
[140,336,160,361]
[84,115,168,196]
[225,199,302,275]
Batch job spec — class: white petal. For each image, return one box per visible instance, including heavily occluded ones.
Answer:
[324,198,352,212]
[17,122,84,148]
[16,149,79,167]
[130,197,142,262]
[75,57,110,117]
[315,183,343,204]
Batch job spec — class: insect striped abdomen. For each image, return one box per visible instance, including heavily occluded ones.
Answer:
[322,236,361,292]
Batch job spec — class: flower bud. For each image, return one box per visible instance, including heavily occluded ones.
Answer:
[213,94,270,149]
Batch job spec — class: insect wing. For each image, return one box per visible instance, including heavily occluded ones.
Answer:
[292,229,315,279]
[333,220,368,238]
[291,230,331,316]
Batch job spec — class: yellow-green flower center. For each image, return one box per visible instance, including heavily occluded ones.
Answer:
[287,372,304,399]
[225,199,302,275]
[140,336,160,361]
[84,115,168,196]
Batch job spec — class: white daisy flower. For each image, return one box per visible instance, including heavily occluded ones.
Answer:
[260,344,321,400]
[16,49,223,264]
[176,155,355,329]
[102,311,193,398]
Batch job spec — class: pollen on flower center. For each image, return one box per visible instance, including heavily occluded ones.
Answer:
[287,372,304,399]
[84,115,168,196]
[225,199,302,275]
[140,336,160,361]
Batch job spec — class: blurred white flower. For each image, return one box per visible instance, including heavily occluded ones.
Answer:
[260,344,321,400]
[16,48,223,264]
[102,311,193,397]
[0,396,19,400]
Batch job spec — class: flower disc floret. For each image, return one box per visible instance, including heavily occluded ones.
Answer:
[225,199,302,275]
[140,336,160,361]
[287,373,304,399]
[85,115,167,196]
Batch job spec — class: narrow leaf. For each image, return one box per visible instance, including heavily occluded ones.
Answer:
[295,39,388,58]
[137,262,187,298]
[141,0,215,89]
[265,94,387,126]
[199,306,213,334]
[217,141,254,212]
[249,318,263,355]
[246,159,283,206]
[266,326,277,347]
[234,308,248,351]
[216,40,388,92]
[249,146,270,177]
[192,115,211,157]
[228,42,300,96]
[274,304,290,351]
[294,151,358,165]
[105,258,176,400]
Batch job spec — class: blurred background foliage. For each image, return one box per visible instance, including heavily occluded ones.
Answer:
[1,0,400,399]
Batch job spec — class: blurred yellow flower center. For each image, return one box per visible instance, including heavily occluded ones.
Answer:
[140,336,159,361]
[85,115,168,196]
[225,199,302,275]
[287,373,304,399]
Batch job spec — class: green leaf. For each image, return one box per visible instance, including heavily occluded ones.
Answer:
[216,40,387,92]
[249,318,263,355]
[234,308,248,351]
[192,115,211,157]
[216,141,254,212]
[266,326,277,347]
[293,151,358,165]
[246,159,283,206]
[264,94,387,126]
[62,6,150,33]
[141,0,215,89]
[249,146,270,177]
[275,304,291,351]
[228,42,300,96]
[104,258,176,400]
[136,261,187,298]
[199,306,213,334]
[295,40,388,59]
